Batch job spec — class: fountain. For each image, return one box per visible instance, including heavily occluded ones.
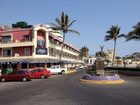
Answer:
[80,58,124,84]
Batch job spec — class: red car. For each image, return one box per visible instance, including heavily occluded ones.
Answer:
[0,70,32,82]
[30,68,51,79]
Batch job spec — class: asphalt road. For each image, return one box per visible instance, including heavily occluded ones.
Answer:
[0,70,140,105]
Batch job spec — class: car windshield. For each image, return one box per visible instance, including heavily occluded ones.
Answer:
[51,67,55,69]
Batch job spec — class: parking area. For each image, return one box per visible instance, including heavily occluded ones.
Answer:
[0,70,140,105]
[0,74,59,92]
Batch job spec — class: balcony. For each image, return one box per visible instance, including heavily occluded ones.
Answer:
[0,40,34,48]
[49,43,79,56]
[0,55,34,63]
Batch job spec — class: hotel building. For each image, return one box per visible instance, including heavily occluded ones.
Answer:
[0,24,81,70]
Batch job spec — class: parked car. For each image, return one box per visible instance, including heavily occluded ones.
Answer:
[30,68,51,79]
[0,70,32,82]
[47,65,67,74]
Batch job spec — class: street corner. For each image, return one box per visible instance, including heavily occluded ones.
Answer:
[65,70,77,74]
[79,79,125,85]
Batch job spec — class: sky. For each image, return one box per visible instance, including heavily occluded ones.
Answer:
[0,0,140,57]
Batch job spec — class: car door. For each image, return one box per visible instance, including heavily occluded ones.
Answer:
[16,71,24,80]
[33,69,39,78]
[36,69,42,78]
[7,71,18,81]
[51,66,59,73]
[55,66,60,73]
[31,70,36,78]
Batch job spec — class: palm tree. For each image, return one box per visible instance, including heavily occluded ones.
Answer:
[51,12,80,61]
[105,25,124,65]
[79,46,89,59]
[126,22,140,41]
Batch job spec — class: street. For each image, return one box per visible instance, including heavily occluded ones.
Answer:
[0,70,140,105]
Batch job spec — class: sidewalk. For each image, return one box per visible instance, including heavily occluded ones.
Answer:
[65,70,77,74]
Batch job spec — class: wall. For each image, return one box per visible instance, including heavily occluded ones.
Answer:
[12,46,33,56]
[12,29,32,42]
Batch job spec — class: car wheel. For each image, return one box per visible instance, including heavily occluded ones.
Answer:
[40,75,45,79]
[22,77,27,82]
[1,78,6,82]
[61,70,65,74]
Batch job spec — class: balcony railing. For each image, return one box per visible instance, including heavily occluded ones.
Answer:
[49,43,79,56]
[0,40,34,48]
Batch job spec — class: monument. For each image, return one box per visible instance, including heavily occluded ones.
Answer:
[95,58,105,76]
[80,57,124,84]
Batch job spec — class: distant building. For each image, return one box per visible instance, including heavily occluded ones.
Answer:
[107,50,114,62]
[83,55,96,66]
[0,24,81,70]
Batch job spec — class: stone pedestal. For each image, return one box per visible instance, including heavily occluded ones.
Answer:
[95,59,105,75]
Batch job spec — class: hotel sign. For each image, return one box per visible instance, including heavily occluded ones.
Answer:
[36,48,47,55]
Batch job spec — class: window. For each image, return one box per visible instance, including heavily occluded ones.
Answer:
[49,37,55,44]
[49,48,55,56]
[24,35,30,41]
[24,48,30,55]
[3,49,11,57]
[2,36,11,43]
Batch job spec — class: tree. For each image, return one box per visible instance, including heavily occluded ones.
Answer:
[51,12,80,61]
[126,22,140,41]
[105,25,124,65]
[116,56,121,59]
[79,46,89,59]
[12,21,32,28]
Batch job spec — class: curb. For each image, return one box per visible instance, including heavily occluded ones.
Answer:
[65,70,76,74]
[79,79,125,84]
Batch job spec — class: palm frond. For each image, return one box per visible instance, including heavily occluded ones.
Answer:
[105,35,113,41]
[68,29,80,35]
[127,31,140,41]
[118,34,127,38]
[106,29,112,34]
[55,18,61,26]
[61,12,65,27]
[127,35,140,41]
[116,27,120,35]
[126,22,140,41]
[68,20,76,27]
[126,31,135,41]
[64,14,69,26]
[50,23,61,30]
[133,22,140,29]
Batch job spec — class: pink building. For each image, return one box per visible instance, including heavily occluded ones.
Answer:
[0,24,81,70]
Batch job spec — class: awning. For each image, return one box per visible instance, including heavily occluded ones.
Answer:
[0,58,78,64]
[0,59,30,64]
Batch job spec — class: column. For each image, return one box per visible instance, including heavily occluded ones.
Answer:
[33,30,37,56]
[17,63,21,70]
[45,31,49,55]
